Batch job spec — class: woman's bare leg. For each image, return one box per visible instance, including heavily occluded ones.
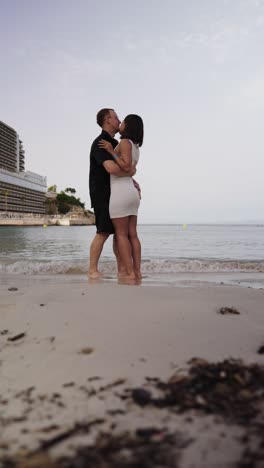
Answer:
[113,235,126,277]
[128,216,141,278]
[112,217,135,279]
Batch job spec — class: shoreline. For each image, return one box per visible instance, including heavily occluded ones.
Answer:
[1,270,264,290]
[0,218,95,226]
[1,278,264,466]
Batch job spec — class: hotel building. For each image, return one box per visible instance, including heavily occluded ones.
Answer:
[0,120,47,214]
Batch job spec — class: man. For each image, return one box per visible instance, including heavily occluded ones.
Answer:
[88,108,136,278]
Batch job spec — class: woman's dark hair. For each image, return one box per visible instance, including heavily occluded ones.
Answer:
[121,114,144,147]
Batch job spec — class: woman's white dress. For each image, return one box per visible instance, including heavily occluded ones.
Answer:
[109,140,140,219]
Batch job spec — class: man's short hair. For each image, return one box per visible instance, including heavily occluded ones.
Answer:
[96,108,114,127]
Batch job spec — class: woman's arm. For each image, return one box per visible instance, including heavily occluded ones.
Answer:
[99,139,133,173]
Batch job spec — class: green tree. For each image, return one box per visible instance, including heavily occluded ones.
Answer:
[56,190,85,214]
[65,187,76,194]
[45,185,85,215]
[48,185,57,192]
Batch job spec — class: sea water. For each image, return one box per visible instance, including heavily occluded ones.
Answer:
[0,224,264,287]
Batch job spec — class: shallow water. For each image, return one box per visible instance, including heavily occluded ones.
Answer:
[0,224,263,287]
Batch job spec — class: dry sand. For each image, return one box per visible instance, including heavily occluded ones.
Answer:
[0,276,264,467]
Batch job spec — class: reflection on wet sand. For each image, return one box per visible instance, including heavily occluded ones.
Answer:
[87,274,142,286]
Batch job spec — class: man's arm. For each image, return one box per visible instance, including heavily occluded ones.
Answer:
[103,161,140,197]
[103,160,136,177]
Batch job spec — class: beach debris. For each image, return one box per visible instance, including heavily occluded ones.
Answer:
[6,452,58,468]
[145,376,161,383]
[15,386,35,400]
[132,388,152,406]
[2,430,187,467]
[0,329,9,335]
[2,360,264,468]
[107,409,126,416]
[49,337,55,343]
[79,385,97,397]
[130,359,264,426]
[39,304,45,307]
[257,345,264,354]
[237,421,264,468]
[49,393,66,408]
[0,396,8,405]
[57,430,184,468]
[0,442,9,450]
[71,379,125,399]
[98,378,126,392]
[188,357,209,367]
[78,347,94,355]
[7,332,26,342]
[217,306,240,315]
[36,424,60,433]
[39,419,105,451]
[136,427,166,439]
[87,376,101,381]
[62,382,75,388]
[8,287,18,291]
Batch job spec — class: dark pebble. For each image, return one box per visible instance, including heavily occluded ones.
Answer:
[132,388,152,406]
[217,306,240,315]
[136,427,162,438]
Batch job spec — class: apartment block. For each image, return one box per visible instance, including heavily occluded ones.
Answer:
[0,120,47,214]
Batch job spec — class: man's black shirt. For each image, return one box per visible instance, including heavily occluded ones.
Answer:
[89,130,118,208]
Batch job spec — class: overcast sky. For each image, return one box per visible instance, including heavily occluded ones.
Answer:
[0,0,263,223]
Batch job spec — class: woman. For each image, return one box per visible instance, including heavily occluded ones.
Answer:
[99,114,144,280]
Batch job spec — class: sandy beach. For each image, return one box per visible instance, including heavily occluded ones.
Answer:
[0,276,264,467]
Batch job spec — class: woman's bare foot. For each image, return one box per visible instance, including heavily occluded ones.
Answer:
[124,272,136,280]
[118,268,136,280]
[117,269,128,279]
[134,270,142,279]
[117,269,136,280]
[88,270,103,279]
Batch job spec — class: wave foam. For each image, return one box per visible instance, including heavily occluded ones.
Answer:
[0,259,264,275]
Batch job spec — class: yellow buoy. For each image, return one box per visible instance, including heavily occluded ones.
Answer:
[43,224,47,228]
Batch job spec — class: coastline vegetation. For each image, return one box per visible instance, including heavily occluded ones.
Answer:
[46,185,85,215]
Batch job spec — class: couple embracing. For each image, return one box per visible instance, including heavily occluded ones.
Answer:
[88,108,144,281]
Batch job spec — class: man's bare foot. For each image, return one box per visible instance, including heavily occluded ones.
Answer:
[118,276,141,286]
[88,270,103,279]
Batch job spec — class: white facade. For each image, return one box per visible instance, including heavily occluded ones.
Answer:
[0,168,47,193]
[16,134,20,171]
[0,119,47,213]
